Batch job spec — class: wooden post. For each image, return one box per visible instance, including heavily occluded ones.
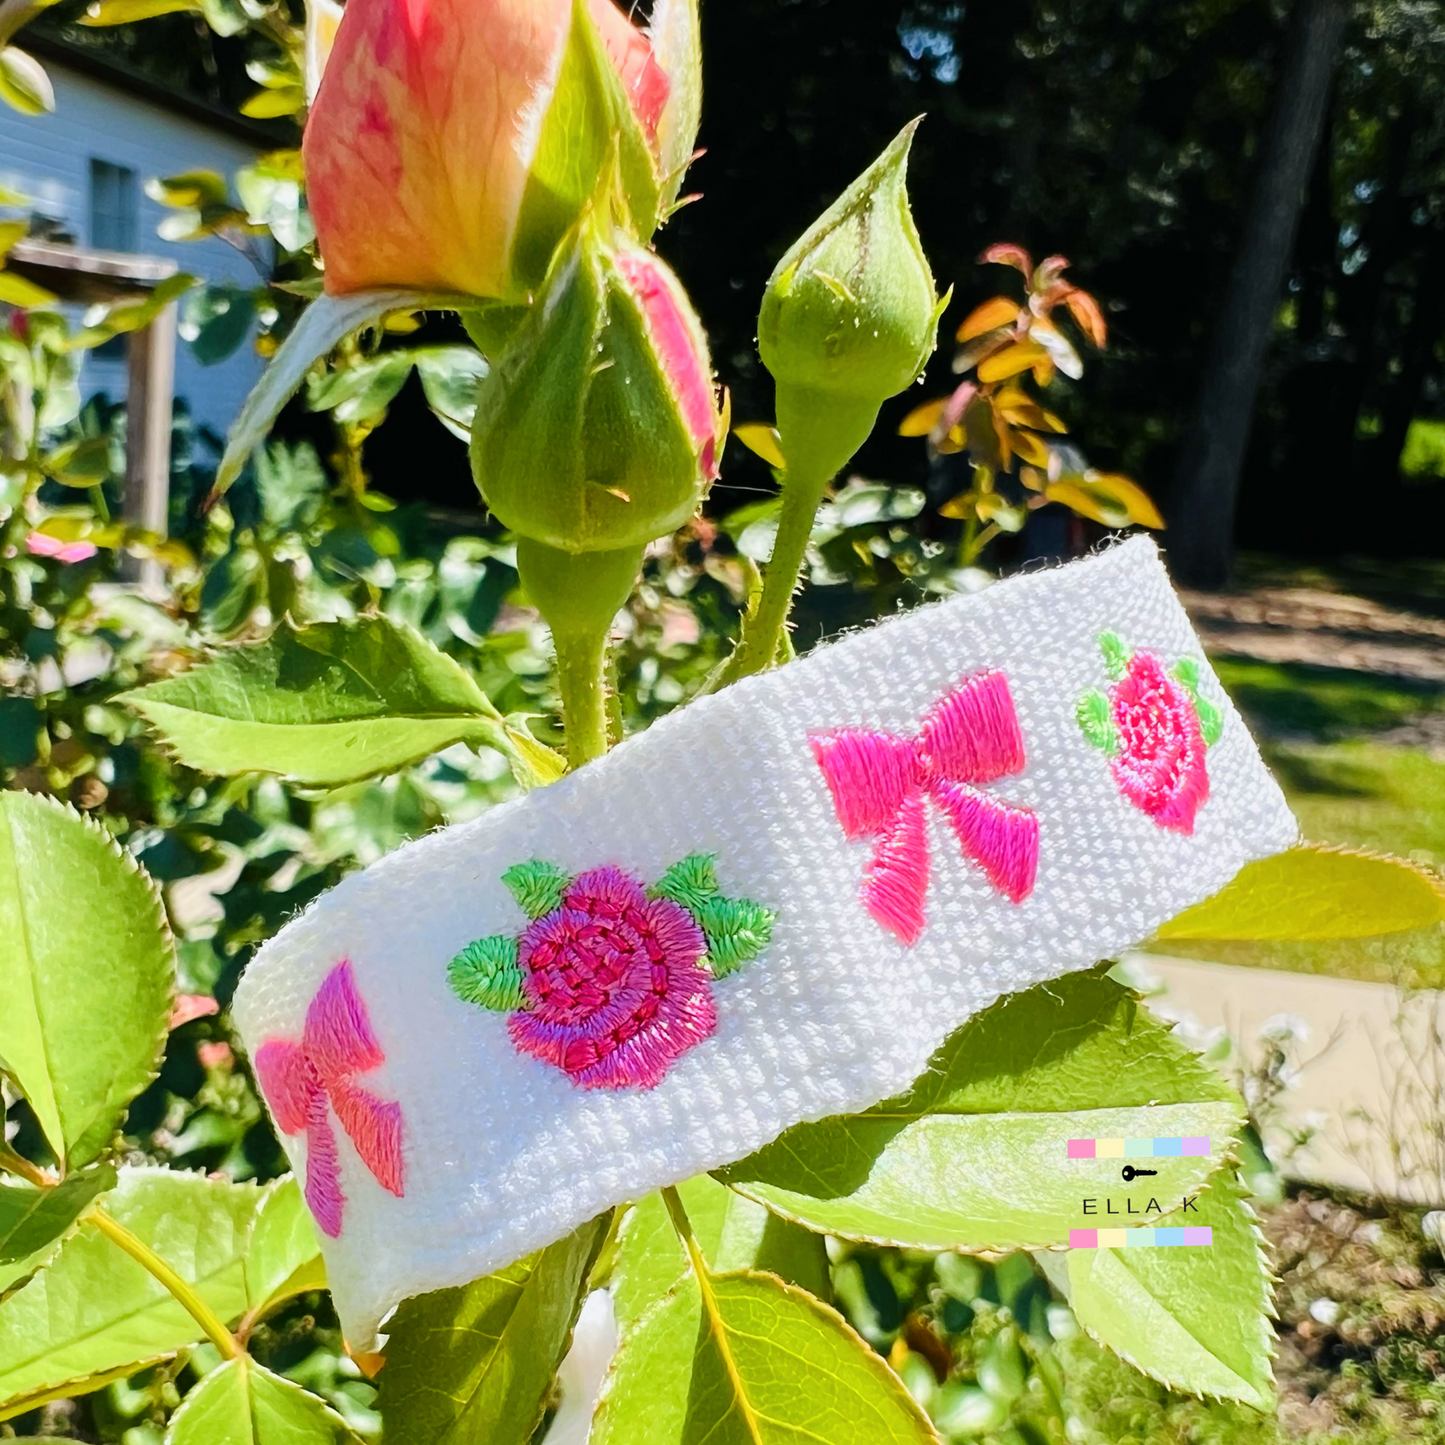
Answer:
[120,299,177,590]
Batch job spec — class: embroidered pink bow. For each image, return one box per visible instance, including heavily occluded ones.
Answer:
[811,669,1039,944]
[254,961,404,1237]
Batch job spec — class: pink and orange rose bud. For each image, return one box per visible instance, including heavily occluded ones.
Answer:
[305,0,688,299]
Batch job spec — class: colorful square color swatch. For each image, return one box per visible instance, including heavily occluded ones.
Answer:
[1066,1136,1210,1159]
[1069,1227,1214,1249]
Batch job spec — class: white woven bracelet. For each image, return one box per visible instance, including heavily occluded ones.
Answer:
[232,535,1296,1348]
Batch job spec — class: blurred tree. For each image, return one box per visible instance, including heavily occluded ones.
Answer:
[1171,0,1347,586]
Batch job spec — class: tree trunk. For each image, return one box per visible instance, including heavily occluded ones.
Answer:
[1168,0,1348,587]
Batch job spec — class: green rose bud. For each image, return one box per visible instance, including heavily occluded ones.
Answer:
[470,211,722,766]
[720,122,944,688]
[758,119,944,486]
[470,218,721,555]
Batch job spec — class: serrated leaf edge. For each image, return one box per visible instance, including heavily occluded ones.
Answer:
[1061,1176,1275,1411]
[593,1265,943,1444]
[0,792,175,1170]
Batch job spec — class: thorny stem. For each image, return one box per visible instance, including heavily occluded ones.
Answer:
[716,463,830,688]
[93,1207,240,1361]
[555,627,611,769]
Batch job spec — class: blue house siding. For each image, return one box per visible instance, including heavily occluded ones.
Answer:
[0,60,267,446]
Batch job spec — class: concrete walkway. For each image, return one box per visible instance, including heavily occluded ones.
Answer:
[1140,955,1445,1206]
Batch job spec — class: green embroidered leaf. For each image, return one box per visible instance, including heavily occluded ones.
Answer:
[376,1216,606,1445]
[0,792,174,1169]
[1098,630,1130,680]
[501,860,571,920]
[695,896,777,978]
[1040,1174,1272,1408]
[0,1166,116,1294]
[119,617,552,789]
[719,971,1240,1252]
[1075,689,1116,754]
[593,1266,938,1445]
[1153,844,1445,942]
[1172,656,1201,690]
[1196,695,1224,746]
[164,1355,359,1445]
[612,1175,830,1333]
[0,1170,262,1419]
[1170,658,1224,746]
[650,853,719,912]
[447,936,525,1012]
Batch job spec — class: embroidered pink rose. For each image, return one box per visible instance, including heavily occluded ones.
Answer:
[1077,632,1222,835]
[448,856,775,1091]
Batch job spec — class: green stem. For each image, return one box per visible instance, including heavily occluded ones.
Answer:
[514,537,642,772]
[660,1184,706,1276]
[716,463,830,688]
[0,1142,51,1188]
[717,383,881,690]
[93,1207,240,1361]
[554,626,610,769]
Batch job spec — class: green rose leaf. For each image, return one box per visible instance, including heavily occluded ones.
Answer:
[119,616,555,789]
[695,896,778,977]
[612,1174,830,1333]
[0,1166,117,1293]
[0,1170,262,1420]
[649,852,720,912]
[1153,844,1445,942]
[376,1216,606,1445]
[448,935,525,1011]
[240,1178,324,1324]
[164,1356,358,1445]
[0,793,174,1169]
[1040,1174,1273,1408]
[594,1262,939,1445]
[719,971,1241,1251]
[500,860,571,920]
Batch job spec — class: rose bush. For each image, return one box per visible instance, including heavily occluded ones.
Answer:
[6,1,1445,1443]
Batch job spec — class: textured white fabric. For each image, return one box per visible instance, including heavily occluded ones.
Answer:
[232,536,1297,1347]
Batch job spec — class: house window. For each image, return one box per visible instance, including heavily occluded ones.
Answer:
[89,159,138,253]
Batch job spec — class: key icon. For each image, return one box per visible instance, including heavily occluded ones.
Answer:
[1122,1165,1158,1182]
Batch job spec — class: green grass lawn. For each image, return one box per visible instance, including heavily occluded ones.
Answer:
[1171,657,1445,987]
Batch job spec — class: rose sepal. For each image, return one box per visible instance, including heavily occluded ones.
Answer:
[213,287,475,500]
[647,0,703,214]
[469,199,722,555]
[508,0,665,295]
